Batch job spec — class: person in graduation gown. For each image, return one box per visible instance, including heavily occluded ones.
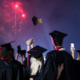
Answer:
[73,49,80,80]
[0,42,23,80]
[23,38,35,80]
[27,45,47,80]
[70,45,80,80]
[27,45,64,80]
[29,55,44,80]
[40,30,76,80]
[24,38,35,67]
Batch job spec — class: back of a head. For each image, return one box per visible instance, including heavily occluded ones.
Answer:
[0,42,15,59]
[49,30,67,47]
[54,38,63,46]
[0,48,14,59]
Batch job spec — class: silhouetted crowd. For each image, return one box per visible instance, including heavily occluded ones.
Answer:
[0,30,80,80]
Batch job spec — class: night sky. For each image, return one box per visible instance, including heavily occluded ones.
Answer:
[0,0,80,61]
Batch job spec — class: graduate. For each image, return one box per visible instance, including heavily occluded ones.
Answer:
[0,42,23,80]
[40,30,76,80]
[73,49,80,80]
[24,38,35,67]
[27,45,47,80]
[27,45,64,80]
[23,38,35,80]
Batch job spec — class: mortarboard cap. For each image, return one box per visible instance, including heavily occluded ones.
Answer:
[76,49,80,53]
[20,50,26,56]
[0,41,15,51]
[32,16,38,25]
[17,44,21,53]
[49,30,67,39]
[27,45,47,58]
[49,30,67,46]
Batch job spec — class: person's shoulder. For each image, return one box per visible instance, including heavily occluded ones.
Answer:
[63,51,72,56]
[62,51,73,60]
[56,50,71,55]
[47,50,71,54]
[46,50,55,58]
[63,50,70,53]
[47,50,54,54]
[47,50,72,57]
[47,50,60,55]
[11,59,21,66]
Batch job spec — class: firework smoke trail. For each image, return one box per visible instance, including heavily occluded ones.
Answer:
[19,18,23,32]
[18,13,25,32]
[0,0,26,35]
[15,7,16,34]
[14,3,25,33]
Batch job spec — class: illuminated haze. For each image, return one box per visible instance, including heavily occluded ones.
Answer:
[0,0,80,61]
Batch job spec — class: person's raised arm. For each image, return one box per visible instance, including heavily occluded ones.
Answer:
[15,54,19,60]
[26,38,34,51]
[57,63,64,80]
[26,38,34,67]
[70,43,75,59]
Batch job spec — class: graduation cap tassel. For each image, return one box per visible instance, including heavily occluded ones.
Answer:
[38,19,42,23]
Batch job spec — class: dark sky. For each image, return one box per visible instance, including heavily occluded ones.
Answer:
[0,0,80,60]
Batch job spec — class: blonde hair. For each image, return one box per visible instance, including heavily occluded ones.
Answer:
[30,55,44,75]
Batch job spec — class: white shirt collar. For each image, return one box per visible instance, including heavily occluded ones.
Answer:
[58,48,65,51]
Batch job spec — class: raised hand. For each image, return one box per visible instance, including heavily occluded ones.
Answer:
[26,38,34,46]
[70,47,75,53]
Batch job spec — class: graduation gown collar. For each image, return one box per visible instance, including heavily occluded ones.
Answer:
[54,47,65,51]
[0,57,10,60]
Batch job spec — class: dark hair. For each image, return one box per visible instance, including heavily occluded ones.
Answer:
[0,48,14,59]
[54,39,63,46]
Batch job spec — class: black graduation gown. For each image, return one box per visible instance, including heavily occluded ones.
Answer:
[38,50,76,80]
[23,55,44,80]
[0,59,23,80]
[30,66,44,80]
[73,60,80,80]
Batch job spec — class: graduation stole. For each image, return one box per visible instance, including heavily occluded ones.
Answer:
[0,57,10,60]
[27,54,29,67]
[0,46,1,52]
[54,47,64,50]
